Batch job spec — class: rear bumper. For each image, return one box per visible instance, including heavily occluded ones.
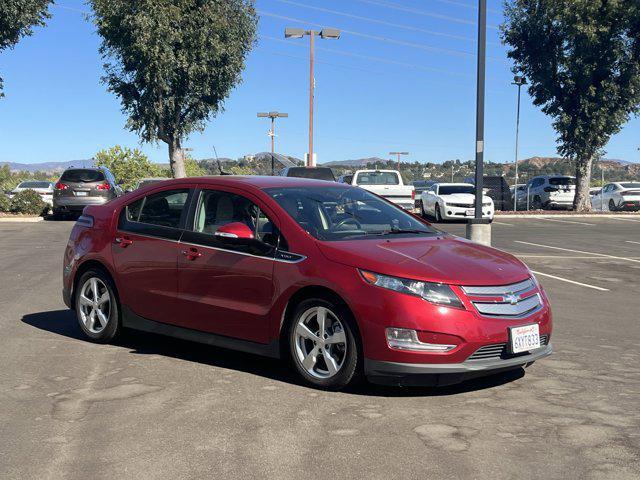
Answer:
[364,343,552,386]
[53,196,109,211]
[617,200,640,211]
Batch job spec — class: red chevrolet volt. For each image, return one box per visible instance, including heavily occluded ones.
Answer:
[62,176,552,389]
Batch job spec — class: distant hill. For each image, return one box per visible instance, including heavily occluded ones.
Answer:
[1,159,95,173]
[321,157,388,167]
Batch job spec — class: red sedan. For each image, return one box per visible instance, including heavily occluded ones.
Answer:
[62,176,552,390]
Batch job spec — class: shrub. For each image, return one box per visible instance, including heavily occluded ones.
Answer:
[9,189,48,215]
[0,192,10,212]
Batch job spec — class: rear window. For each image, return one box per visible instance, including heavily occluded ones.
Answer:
[286,167,335,181]
[549,177,575,186]
[356,171,399,185]
[60,169,105,183]
[18,181,51,189]
[620,183,640,189]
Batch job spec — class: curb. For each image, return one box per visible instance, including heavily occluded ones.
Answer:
[0,216,44,223]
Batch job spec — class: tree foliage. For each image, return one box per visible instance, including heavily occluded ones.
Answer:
[9,189,47,215]
[0,0,51,97]
[94,145,165,188]
[91,0,257,178]
[502,0,640,211]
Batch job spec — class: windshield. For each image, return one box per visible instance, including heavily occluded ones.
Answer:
[549,177,575,186]
[356,171,399,185]
[265,186,437,241]
[621,182,640,189]
[18,181,51,189]
[286,167,335,181]
[439,185,475,195]
[60,169,105,183]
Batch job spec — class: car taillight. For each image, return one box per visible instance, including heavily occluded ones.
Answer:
[96,182,110,190]
[411,190,415,200]
[543,186,558,192]
[55,182,69,190]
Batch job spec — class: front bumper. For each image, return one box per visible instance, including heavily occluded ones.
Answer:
[441,204,493,220]
[365,343,552,386]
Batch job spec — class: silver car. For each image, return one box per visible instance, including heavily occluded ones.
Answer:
[53,167,122,216]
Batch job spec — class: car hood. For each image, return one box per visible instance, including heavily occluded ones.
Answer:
[317,234,529,286]
[440,193,492,203]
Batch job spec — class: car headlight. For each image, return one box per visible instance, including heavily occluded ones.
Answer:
[359,270,464,308]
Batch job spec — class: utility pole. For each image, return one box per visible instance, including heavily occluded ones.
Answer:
[257,111,288,175]
[389,151,409,171]
[467,0,490,246]
[512,75,527,211]
[285,27,341,167]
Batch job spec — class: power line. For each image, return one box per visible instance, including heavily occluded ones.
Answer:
[259,10,506,62]
[353,0,500,30]
[272,0,483,44]
[432,0,502,15]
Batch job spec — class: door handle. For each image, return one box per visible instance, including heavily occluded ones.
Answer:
[115,236,133,248]
[181,247,202,261]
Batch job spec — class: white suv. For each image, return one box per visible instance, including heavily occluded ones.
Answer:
[523,175,576,210]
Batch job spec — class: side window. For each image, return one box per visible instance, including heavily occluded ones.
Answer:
[120,189,189,230]
[193,190,281,249]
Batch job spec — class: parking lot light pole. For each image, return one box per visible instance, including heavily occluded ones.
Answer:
[512,75,527,211]
[257,111,288,175]
[389,151,409,171]
[285,27,340,167]
[466,0,490,246]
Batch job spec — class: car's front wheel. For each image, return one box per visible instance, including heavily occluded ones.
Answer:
[288,298,360,390]
[609,199,617,212]
[75,269,121,343]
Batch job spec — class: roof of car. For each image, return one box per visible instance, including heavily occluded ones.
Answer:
[156,175,350,189]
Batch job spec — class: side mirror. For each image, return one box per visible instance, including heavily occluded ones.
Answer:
[214,222,255,242]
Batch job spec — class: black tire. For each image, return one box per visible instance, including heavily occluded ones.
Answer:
[532,196,543,210]
[287,297,361,390]
[609,199,617,212]
[435,204,443,223]
[74,268,121,343]
[420,202,428,218]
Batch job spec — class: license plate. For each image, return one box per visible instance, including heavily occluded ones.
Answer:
[465,208,475,216]
[509,324,540,354]
[75,191,88,196]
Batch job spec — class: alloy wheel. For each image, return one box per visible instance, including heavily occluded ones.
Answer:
[293,306,347,379]
[78,277,111,334]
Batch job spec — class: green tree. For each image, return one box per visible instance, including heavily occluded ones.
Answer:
[0,0,51,97]
[95,145,165,189]
[91,0,257,178]
[502,0,640,211]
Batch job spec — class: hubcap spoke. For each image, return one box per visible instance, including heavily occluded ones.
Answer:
[316,307,327,336]
[97,292,110,306]
[90,278,99,301]
[323,351,339,375]
[79,294,92,306]
[95,309,109,328]
[326,330,345,345]
[302,346,319,371]
[296,323,319,342]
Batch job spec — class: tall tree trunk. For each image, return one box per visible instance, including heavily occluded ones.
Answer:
[168,136,186,178]
[573,155,593,212]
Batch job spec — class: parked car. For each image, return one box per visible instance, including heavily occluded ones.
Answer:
[523,175,576,210]
[511,184,527,209]
[129,177,168,191]
[9,181,54,205]
[279,166,335,182]
[465,175,512,211]
[62,176,552,390]
[53,167,122,217]
[347,169,415,210]
[420,183,494,222]
[591,182,640,211]
[411,180,436,209]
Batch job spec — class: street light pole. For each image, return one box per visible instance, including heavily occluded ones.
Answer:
[285,27,340,167]
[389,151,409,171]
[466,0,490,246]
[512,75,527,211]
[257,111,288,175]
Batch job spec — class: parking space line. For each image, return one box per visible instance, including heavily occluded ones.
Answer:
[607,217,640,223]
[492,221,513,226]
[517,255,640,259]
[536,217,595,226]
[515,240,640,264]
[530,270,610,291]
[626,240,640,245]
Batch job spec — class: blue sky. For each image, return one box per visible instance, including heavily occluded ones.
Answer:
[1,0,639,165]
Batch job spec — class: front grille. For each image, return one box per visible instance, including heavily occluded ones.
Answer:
[467,334,549,361]
[462,278,543,318]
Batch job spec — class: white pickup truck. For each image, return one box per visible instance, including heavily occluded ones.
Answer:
[344,169,415,210]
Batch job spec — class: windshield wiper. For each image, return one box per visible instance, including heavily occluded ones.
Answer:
[381,228,431,235]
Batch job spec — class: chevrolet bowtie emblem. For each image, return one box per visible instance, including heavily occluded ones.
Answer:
[504,293,520,305]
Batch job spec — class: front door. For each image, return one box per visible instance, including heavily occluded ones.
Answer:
[177,187,279,343]
[112,187,192,325]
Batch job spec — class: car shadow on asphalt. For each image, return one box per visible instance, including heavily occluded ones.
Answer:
[22,309,525,398]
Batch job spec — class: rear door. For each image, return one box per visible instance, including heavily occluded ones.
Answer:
[112,187,193,325]
[177,186,279,343]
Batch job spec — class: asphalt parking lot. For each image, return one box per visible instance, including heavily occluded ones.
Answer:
[1,217,639,480]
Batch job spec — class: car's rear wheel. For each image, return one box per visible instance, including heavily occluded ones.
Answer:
[75,269,121,343]
[609,199,617,212]
[420,202,428,218]
[288,298,360,390]
[532,196,543,209]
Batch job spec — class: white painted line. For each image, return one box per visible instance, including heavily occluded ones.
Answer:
[536,217,595,226]
[609,217,640,223]
[530,270,610,291]
[517,255,640,259]
[626,240,640,245]
[492,221,513,226]
[515,240,640,264]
